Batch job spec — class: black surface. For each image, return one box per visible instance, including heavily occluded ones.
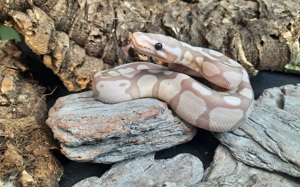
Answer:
[250,71,300,99]
[56,71,299,187]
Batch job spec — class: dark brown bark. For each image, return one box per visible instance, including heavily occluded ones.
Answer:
[0,41,62,186]
[1,0,299,91]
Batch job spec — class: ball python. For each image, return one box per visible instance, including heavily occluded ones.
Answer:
[92,32,254,132]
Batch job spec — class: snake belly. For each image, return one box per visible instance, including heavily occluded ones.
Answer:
[92,32,254,132]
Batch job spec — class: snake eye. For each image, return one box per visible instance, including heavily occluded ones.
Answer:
[154,43,163,50]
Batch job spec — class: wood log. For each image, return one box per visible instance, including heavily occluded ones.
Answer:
[46,91,197,163]
[0,0,299,91]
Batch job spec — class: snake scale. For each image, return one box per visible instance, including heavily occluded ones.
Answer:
[92,32,254,132]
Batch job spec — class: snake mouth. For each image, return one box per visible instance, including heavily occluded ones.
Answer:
[130,37,153,61]
[131,33,139,49]
[131,32,180,63]
[131,33,151,53]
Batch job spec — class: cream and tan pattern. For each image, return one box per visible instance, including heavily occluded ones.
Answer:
[92,32,254,132]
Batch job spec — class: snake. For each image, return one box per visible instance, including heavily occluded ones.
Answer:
[92,32,254,132]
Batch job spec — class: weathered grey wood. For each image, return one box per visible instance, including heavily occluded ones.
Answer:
[47,84,300,185]
[46,91,196,163]
[215,84,300,177]
[73,153,203,187]
[199,145,300,187]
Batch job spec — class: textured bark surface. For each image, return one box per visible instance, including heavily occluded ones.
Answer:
[216,84,300,177]
[0,41,62,186]
[0,0,299,91]
[46,91,197,163]
[0,42,46,123]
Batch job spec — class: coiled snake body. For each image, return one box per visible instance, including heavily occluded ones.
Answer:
[93,32,254,132]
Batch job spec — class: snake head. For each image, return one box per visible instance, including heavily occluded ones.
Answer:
[131,32,182,63]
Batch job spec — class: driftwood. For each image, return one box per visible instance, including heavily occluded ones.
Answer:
[0,0,299,91]
[201,145,300,187]
[215,84,300,177]
[46,83,300,185]
[73,153,204,187]
[46,91,197,163]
